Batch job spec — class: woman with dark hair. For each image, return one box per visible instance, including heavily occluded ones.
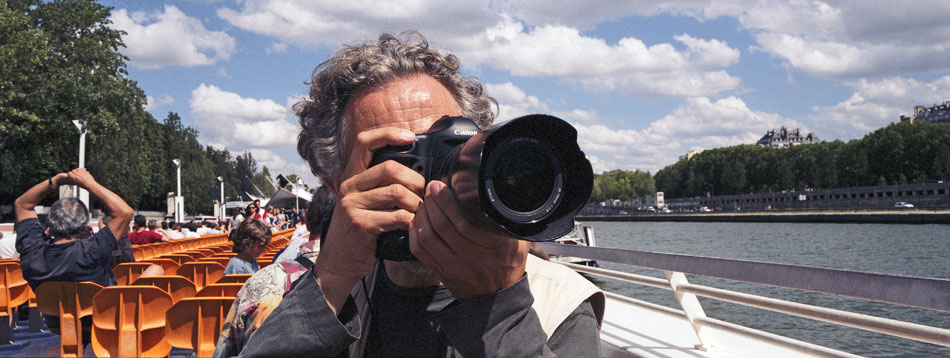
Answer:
[224,219,271,275]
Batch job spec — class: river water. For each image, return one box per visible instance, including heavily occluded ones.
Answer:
[580,221,949,358]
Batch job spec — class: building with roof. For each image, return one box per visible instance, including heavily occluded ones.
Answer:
[755,127,820,148]
[900,101,950,124]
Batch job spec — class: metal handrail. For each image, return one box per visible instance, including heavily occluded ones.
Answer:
[540,242,950,348]
[538,242,950,312]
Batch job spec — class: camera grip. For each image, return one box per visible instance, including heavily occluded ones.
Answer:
[376,230,416,261]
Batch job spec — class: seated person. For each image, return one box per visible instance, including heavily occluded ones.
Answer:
[213,186,334,357]
[98,209,134,267]
[128,215,167,244]
[239,32,603,357]
[0,232,18,259]
[223,219,271,275]
[165,222,185,240]
[14,168,133,343]
[181,222,201,238]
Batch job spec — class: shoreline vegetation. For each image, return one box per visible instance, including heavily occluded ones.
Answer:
[578,210,950,224]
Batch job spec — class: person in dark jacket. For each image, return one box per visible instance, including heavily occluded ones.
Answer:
[239,32,602,357]
[14,168,134,345]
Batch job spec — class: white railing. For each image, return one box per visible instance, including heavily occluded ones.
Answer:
[538,242,950,352]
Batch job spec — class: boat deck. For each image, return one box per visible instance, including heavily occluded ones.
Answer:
[601,294,860,358]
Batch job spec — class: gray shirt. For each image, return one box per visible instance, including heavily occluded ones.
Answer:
[224,257,259,275]
[238,267,601,357]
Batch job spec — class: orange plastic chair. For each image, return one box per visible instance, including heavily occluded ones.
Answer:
[112,263,155,286]
[176,262,225,291]
[205,246,226,254]
[178,251,205,260]
[211,252,238,258]
[196,283,243,298]
[133,276,197,304]
[132,247,145,261]
[216,274,252,284]
[165,297,233,357]
[161,254,196,265]
[91,286,172,358]
[140,259,181,275]
[155,244,170,257]
[136,245,156,260]
[197,257,232,267]
[27,286,42,332]
[190,249,216,258]
[35,281,104,357]
[0,262,30,343]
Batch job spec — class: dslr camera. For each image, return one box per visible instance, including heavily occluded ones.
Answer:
[371,114,593,261]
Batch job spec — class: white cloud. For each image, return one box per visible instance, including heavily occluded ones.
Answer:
[485,82,792,172]
[454,20,741,97]
[189,84,319,184]
[144,94,174,110]
[506,1,950,78]
[808,76,950,139]
[573,96,795,172]
[189,83,297,148]
[485,82,548,120]
[215,1,741,97]
[111,5,236,69]
[266,42,288,54]
[216,0,498,46]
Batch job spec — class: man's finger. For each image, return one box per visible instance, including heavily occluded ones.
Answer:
[342,160,425,196]
[420,182,463,256]
[342,127,416,181]
[349,208,415,235]
[428,181,497,250]
[352,184,424,213]
[408,204,448,277]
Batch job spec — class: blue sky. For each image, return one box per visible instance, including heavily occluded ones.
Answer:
[101,1,950,185]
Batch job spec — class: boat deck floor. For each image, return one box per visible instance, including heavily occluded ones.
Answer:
[0,320,196,358]
[600,294,861,358]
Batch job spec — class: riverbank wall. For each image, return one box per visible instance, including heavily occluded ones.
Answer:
[578,211,950,224]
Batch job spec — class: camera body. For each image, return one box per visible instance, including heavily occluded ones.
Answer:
[371,114,593,261]
[371,116,480,186]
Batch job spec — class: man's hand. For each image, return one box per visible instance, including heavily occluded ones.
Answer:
[315,127,424,314]
[409,180,529,301]
[59,168,99,190]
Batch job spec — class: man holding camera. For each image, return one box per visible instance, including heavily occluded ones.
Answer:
[241,32,603,357]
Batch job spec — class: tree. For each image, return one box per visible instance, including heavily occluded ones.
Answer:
[0,1,286,215]
[0,0,149,205]
[253,166,277,198]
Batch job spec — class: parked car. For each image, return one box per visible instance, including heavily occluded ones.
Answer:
[698,206,712,213]
[894,202,914,208]
[660,207,671,214]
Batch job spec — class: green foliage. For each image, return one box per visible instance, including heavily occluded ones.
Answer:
[253,166,277,198]
[655,122,950,198]
[0,1,283,217]
[591,169,655,202]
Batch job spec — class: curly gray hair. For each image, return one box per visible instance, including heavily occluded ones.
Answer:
[48,198,90,238]
[295,31,497,186]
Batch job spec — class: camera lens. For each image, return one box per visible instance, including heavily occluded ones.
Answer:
[485,136,563,222]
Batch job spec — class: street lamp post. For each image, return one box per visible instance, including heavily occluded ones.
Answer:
[217,176,225,221]
[71,120,89,207]
[173,159,183,222]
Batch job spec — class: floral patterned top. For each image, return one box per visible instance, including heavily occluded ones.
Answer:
[213,240,318,358]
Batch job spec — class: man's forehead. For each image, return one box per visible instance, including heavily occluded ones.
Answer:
[346,75,461,134]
